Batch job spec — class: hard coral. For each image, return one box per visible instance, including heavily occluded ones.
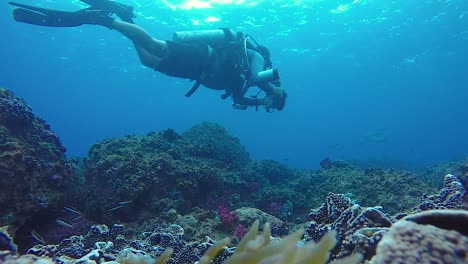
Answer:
[416,174,465,211]
[235,207,288,237]
[319,158,350,170]
[22,219,363,264]
[306,193,393,261]
[297,166,436,215]
[373,210,468,263]
[0,250,54,264]
[244,160,297,184]
[182,122,250,169]
[83,124,244,224]
[419,161,464,188]
[309,192,353,224]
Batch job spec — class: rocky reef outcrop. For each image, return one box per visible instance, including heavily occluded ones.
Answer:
[82,122,250,224]
[80,125,440,231]
[293,160,437,215]
[0,88,76,233]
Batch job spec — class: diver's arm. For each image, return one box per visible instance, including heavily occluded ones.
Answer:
[232,94,265,107]
[231,85,267,109]
[256,81,274,95]
[248,50,274,95]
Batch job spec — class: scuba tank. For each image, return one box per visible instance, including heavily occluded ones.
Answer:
[173,28,238,46]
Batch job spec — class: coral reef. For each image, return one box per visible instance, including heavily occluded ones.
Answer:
[197,220,361,264]
[293,163,436,214]
[4,220,361,264]
[305,193,393,261]
[217,204,238,230]
[81,120,438,230]
[244,160,298,184]
[0,227,17,255]
[419,160,465,188]
[416,174,465,211]
[1,88,466,263]
[304,175,467,262]
[373,210,468,263]
[0,88,80,252]
[309,193,353,224]
[25,223,199,263]
[182,122,250,170]
[0,250,54,264]
[82,124,245,224]
[234,207,288,237]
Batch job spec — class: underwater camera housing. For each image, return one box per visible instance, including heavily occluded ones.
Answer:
[257,68,280,83]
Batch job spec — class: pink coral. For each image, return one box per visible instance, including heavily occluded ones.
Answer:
[218,204,238,229]
[233,224,248,240]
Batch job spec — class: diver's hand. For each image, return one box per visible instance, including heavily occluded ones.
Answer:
[233,103,248,110]
[265,87,287,111]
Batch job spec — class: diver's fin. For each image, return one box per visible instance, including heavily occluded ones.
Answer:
[79,0,135,22]
[10,3,83,27]
[9,2,115,28]
[13,8,53,26]
[9,2,56,14]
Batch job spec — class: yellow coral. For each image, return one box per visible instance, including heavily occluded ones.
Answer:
[197,220,362,264]
[155,248,173,264]
[117,248,173,264]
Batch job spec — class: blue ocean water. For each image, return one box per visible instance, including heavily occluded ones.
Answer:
[1,0,467,170]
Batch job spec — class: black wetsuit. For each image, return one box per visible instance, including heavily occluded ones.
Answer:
[155,40,273,106]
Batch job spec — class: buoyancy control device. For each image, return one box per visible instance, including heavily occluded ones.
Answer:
[173,28,280,98]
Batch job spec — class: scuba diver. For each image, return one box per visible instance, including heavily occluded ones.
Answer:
[9,0,288,112]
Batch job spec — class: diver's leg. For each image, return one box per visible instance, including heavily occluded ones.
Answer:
[112,20,168,58]
[133,44,163,69]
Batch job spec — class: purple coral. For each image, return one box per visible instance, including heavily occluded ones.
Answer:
[233,224,248,241]
[218,204,238,229]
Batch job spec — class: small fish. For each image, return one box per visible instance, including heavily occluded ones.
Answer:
[38,202,49,208]
[64,205,81,215]
[118,200,132,205]
[31,230,46,244]
[107,205,124,212]
[72,215,82,222]
[56,219,73,228]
